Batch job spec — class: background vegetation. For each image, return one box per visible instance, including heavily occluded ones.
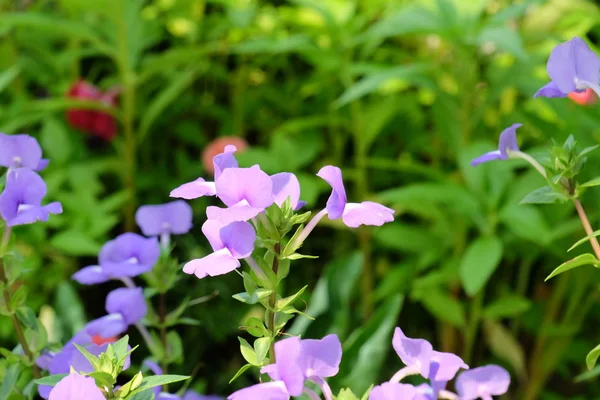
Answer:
[2,0,600,398]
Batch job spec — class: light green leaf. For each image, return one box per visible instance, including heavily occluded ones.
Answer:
[586,344,600,370]
[459,236,503,296]
[41,118,73,165]
[229,364,253,383]
[127,375,190,396]
[0,65,20,94]
[254,337,272,365]
[476,26,528,60]
[35,373,68,386]
[337,388,360,400]
[545,253,600,281]
[50,230,102,256]
[238,337,258,366]
[276,286,308,310]
[483,295,531,320]
[0,364,21,400]
[419,288,466,327]
[499,205,551,245]
[569,230,600,252]
[232,289,272,305]
[520,186,569,204]
[579,177,600,189]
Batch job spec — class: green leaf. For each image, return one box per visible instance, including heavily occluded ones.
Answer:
[586,344,600,370]
[1,364,21,400]
[545,253,600,281]
[55,282,86,335]
[0,65,21,95]
[575,364,600,383]
[127,375,190,396]
[362,5,441,41]
[35,374,68,386]
[418,288,466,327]
[232,289,272,304]
[284,253,318,260]
[276,285,308,310]
[244,317,267,337]
[73,344,101,371]
[459,236,503,296]
[579,177,600,188]
[520,186,569,204]
[569,230,600,252]
[483,320,526,377]
[499,205,551,245]
[254,337,272,365]
[40,118,73,165]
[483,295,531,320]
[229,364,253,383]
[476,26,527,60]
[238,337,259,366]
[9,286,28,311]
[16,307,38,330]
[50,230,102,256]
[166,331,183,364]
[87,371,116,388]
[337,388,360,400]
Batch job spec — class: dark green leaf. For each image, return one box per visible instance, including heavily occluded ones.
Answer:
[459,236,503,296]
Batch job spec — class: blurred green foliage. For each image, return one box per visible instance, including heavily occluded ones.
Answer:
[2,0,600,398]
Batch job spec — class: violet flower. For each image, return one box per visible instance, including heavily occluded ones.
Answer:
[470,124,547,177]
[229,334,341,400]
[0,169,62,226]
[48,373,105,400]
[206,165,274,224]
[369,382,427,400]
[135,200,193,238]
[455,365,510,400]
[183,219,256,279]
[391,327,468,384]
[534,37,600,99]
[105,287,147,325]
[170,145,239,199]
[316,166,394,228]
[271,172,304,210]
[72,233,160,285]
[0,133,48,170]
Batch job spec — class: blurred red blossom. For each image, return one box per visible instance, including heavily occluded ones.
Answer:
[202,136,249,174]
[66,80,119,141]
[568,88,597,106]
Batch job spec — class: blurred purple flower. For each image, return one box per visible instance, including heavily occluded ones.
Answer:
[369,382,424,400]
[0,169,62,226]
[73,233,160,285]
[455,365,510,400]
[271,172,303,210]
[143,359,164,398]
[207,165,274,224]
[535,37,600,99]
[48,374,105,400]
[184,392,223,400]
[106,287,147,325]
[183,219,255,279]
[228,381,289,400]
[0,133,48,170]
[158,394,182,400]
[135,200,193,237]
[392,327,468,383]
[317,166,394,228]
[471,124,521,166]
[170,145,239,199]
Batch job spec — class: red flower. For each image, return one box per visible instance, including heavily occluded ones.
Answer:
[202,136,249,174]
[66,80,119,141]
[568,88,597,106]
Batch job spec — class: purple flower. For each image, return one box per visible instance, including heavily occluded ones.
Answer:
[317,166,394,228]
[471,124,522,166]
[0,169,62,226]
[271,172,303,210]
[535,37,600,99]
[369,382,425,400]
[392,328,467,383]
[135,200,193,237]
[48,374,105,400]
[73,233,160,285]
[105,287,147,325]
[455,365,510,400]
[228,381,289,400]
[170,145,239,199]
[184,392,223,400]
[0,133,48,170]
[207,165,274,224]
[183,219,255,279]
[159,394,182,400]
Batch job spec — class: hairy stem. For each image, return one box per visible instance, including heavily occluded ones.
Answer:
[0,228,40,378]
[267,243,280,363]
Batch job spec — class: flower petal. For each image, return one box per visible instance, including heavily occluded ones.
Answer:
[72,266,110,285]
[170,178,216,200]
[392,327,433,378]
[547,37,600,93]
[470,150,503,166]
[498,123,521,158]
[368,382,420,400]
[534,81,568,98]
[206,203,264,224]
[429,350,468,382]
[215,166,274,208]
[228,381,289,400]
[213,145,239,180]
[183,248,241,279]
[105,287,147,325]
[341,201,394,228]
[297,334,342,379]
[274,337,305,396]
[455,365,510,400]
[316,166,347,220]
[48,374,105,400]
[271,172,301,210]
[136,200,193,236]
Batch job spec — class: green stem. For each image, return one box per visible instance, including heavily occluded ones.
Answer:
[574,199,600,259]
[0,228,40,378]
[463,290,483,364]
[267,243,280,363]
[159,293,168,375]
[116,4,137,231]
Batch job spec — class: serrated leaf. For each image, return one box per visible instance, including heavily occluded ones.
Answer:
[586,344,600,370]
[545,253,600,281]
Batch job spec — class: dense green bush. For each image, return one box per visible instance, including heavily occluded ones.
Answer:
[2,0,600,398]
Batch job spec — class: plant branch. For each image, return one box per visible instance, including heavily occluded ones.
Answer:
[574,199,600,259]
[267,243,280,363]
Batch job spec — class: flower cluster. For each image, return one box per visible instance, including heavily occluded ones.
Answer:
[0,133,62,226]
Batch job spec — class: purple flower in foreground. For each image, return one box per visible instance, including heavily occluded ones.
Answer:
[317,166,394,228]
[392,327,468,383]
[369,382,425,400]
[271,172,304,210]
[230,335,341,400]
[48,374,105,400]
[455,365,510,400]
[135,200,193,237]
[183,219,255,279]
[207,165,274,224]
[170,145,239,199]
[535,37,600,99]
[0,169,62,226]
[470,124,521,166]
[73,233,160,285]
[0,133,48,170]
[105,287,147,325]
